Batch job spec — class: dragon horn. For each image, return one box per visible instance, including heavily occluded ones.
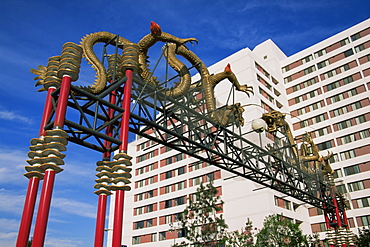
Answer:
[150,21,162,36]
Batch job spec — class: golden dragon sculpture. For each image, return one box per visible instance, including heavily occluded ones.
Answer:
[262,111,333,174]
[31,21,253,127]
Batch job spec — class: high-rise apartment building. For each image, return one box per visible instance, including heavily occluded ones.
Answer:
[107,18,370,246]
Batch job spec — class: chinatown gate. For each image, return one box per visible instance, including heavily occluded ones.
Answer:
[16,22,355,247]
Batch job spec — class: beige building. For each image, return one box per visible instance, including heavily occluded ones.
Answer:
[107,18,370,246]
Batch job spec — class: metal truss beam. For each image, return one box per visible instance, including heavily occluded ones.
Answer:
[42,62,334,210]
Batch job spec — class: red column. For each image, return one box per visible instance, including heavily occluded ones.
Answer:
[32,170,56,247]
[16,177,40,247]
[112,70,133,247]
[94,194,108,247]
[16,87,56,247]
[32,75,72,247]
[94,82,117,247]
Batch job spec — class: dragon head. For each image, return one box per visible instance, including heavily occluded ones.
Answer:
[262,111,286,133]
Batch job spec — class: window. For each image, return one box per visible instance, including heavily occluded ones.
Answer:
[302,55,313,64]
[359,129,370,139]
[340,149,356,160]
[340,63,350,73]
[193,176,202,186]
[146,204,153,213]
[133,236,141,245]
[351,33,361,41]
[159,231,166,241]
[333,169,343,179]
[340,38,350,46]
[336,184,347,194]
[165,199,172,208]
[355,115,366,125]
[344,49,354,57]
[165,171,172,179]
[360,215,370,226]
[136,221,144,229]
[356,197,370,208]
[340,133,356,145]
[313,127,329,138]
[343,75,354,85]
[205,172,214,182]
[284,76,292,84]
[174,196,185,206]
[326,80,341,91]
[348,181,365,192]
[177,166,185,175]
[147,219,153,227]
[317,60,329,69]
[151,233,157,242]
[282,65,290,73]
[304,66,316,75]
[317,141,332,150]
[344,165,360,176]
[355,44,365,53]
[315,49,326,58]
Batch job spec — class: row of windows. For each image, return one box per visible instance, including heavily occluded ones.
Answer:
[255,62,270,79]
[134,218,155,230]
[137,162,156,175]
[354,197,370,209]
[296,100,323,116]
[327,87,359,104]
[137,149,157,163]
[283,26,369,75]
[289,77,317,92]
[164,196,186,209]
[321,60,355,80]
[135,203,155,215]
[335,114,367,131]
[162,181,186,194]
[297,113,327,129]
[137,140,157,151]
[331,100,363,117]
[136,189,156,201]
[136,175,157,188]
[293,88,320,104]
[325,74,355,91]
[338,129,370,145]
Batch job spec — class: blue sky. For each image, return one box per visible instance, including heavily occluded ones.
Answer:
[0,0,369,246]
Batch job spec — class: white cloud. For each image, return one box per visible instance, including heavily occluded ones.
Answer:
[0,218,20,231]
[0,189,25,216]
[44,237,83,247]
[0,110,33,124]
[51,197,96,219]
[0,148,28,186]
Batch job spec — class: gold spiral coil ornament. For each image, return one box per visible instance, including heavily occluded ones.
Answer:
[107,54,124,81]
[121,43,139,73]
[57,42,83,81]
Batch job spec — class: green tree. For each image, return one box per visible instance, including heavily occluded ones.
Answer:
[357,228,370,247]
[223,218,255,247]
[255,214,308,247]
[177,181,228,247]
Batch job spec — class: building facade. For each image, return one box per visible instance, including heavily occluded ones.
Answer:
[107,18,370,246]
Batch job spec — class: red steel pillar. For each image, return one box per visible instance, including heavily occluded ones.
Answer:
[32,75,72,247]
[112,69,133,247]
[94,84,117,247]
[16,87,55,247]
